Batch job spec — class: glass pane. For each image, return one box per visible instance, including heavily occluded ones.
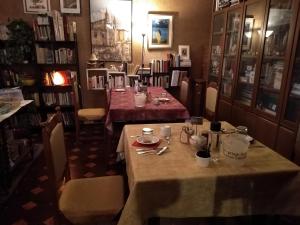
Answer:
[235,1,265,106]
[221,10,242,98]
[256,0,293,116]
[284,34,300,122]
[208,14,225,85]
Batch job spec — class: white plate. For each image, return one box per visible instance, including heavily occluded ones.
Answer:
[114,88,126,92]
[158,97,170,102]
[136,136,160,145]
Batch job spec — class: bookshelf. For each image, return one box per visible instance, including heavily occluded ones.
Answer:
[0,11,80,129]
[149,59,191,89]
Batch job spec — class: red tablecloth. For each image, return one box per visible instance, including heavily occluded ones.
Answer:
[105,87,190,131]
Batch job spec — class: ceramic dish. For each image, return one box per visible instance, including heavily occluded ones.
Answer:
[158,97,170,102]
[136,136,160,145]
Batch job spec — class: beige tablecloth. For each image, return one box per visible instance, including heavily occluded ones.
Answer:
[117,122,300,225]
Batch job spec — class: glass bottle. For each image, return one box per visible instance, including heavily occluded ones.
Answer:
[209,121,221,162]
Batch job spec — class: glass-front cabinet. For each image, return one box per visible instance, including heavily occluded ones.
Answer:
[256,0,294,117]
[234,1,266,106]
[221,8,242,98]
[283,13,300,125]
[208,13,225,86]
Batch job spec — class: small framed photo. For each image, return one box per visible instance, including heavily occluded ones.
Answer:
[23,0,51,14]
[148,12,173,49]
[178,45,190,60]
[60,0,80,14]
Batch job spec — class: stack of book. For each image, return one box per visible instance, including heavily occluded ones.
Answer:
[33,10,77,41]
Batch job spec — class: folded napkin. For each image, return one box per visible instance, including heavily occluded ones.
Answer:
[132,139,161,148]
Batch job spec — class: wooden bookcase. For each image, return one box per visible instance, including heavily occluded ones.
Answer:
[209,0,300,162]
[0,12,80,130]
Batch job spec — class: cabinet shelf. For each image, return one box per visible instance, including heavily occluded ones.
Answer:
[213,31,224,35]
[259,85,280,94]
[238,81,254,85]
[263,55,285,60]
[241,55,258,59]
[35,40,76,44]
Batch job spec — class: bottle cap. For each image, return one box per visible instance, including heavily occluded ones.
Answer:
[210,121,221,132]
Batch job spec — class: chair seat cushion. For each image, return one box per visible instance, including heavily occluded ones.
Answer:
[78,108,105,121]
[59,175,124,224]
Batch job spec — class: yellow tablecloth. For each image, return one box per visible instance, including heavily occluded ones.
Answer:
[117,122,300,225]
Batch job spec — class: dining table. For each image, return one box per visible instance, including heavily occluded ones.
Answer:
[105,87,190,132]
[116,121,300,225]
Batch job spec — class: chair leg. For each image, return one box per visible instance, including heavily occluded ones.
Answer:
[75,118,80,145]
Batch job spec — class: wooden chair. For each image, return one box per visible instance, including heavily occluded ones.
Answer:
[71,76,108,143]
[205,82,218,121]
[179,76,191,110]
[41,112,124,225]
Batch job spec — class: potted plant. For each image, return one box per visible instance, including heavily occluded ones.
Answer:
[6,19,34,64]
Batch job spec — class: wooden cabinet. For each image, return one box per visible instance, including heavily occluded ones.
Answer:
[210,0,300,159]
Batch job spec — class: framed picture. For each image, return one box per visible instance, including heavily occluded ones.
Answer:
[148,12,173,49]
[178,45,190,60]
[242,17,254,50]
[60,0,80,14]
[90,0,132,62]
[23,0,51,14]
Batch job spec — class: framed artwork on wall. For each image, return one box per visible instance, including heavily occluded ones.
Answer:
[23,0,51,14]
[148,12,173,49]
[90,0,132,62]
[178,45,190,60]
[60,0,81,14]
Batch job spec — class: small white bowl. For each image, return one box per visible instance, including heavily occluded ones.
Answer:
[195,152,210,168]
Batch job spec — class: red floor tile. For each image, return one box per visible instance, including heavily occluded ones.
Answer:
[22,201,37,210]
[30,187,44,195]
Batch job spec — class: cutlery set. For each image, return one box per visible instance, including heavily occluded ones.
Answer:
[136,146,168,155]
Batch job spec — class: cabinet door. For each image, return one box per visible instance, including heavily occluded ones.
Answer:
[221,8,242,99]
[208,13,225,86]
[234,0,266,106]
[256,0,295,118]
[282,4,300,129]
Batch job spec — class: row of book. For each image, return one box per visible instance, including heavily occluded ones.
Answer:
[88,75,106,90]
[33,11,76,41]
[150,60,170,74]
[42,92,73,106]
[170,70,188,87]
[23,93,40,107]
[47,112,74,127]
[150,75,170,88]
[36,46,76,64]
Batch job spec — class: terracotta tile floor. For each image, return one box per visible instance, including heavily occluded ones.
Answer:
[0,125,121,225]
[1,124,299,225]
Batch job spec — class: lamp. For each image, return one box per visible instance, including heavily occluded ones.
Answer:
[141,33,145,82]
[52,71,65,85]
